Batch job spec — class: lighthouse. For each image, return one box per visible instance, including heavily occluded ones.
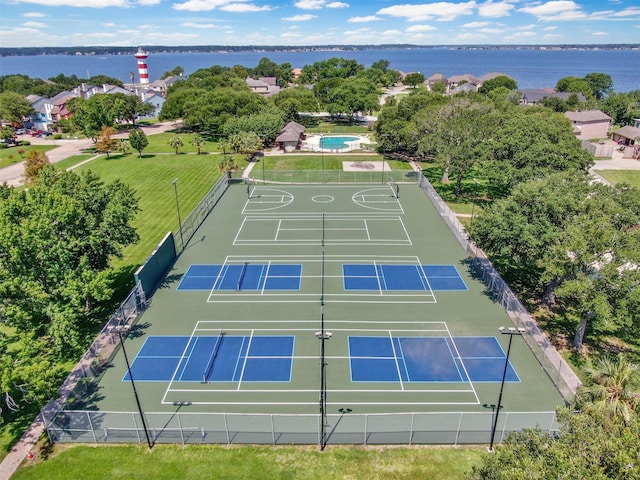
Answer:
[134,47,150,84]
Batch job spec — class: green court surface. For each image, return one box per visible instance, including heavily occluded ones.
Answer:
[64,183,564,444]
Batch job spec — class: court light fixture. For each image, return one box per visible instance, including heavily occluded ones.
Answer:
[488,326,525,452]
[172,178,184,251]
[112,324,154,449]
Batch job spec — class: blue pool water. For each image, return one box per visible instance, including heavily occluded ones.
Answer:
[320,136,359,149]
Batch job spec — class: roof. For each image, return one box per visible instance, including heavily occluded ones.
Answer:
[283,121,305,133]
[449,82,478,94]
[427,73,447,83]
[276,121,305,143]
[613,125,640,140]
[448,74,480,84]
[521,90,586,103]
[565,110,611,123]
[478,72,512,82]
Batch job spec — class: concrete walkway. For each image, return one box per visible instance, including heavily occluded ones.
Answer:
[0,122,180,187]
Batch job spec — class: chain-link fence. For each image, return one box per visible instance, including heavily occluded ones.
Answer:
[249,169,419,185]
[174,173,230,252]
[417,172,581,402]
[42,409,558,446]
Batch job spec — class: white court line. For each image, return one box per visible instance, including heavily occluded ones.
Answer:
[363,219,371,240]
[236,330,254,390]
[389,330,405,391]
[443,323,480,405]
[161,327,201,404]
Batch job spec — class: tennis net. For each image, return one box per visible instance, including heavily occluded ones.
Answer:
[236,262,248,291]
[202,328,225,383]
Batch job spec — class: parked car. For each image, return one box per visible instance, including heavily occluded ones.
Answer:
[15,128,27,135]
[38,132,53,137]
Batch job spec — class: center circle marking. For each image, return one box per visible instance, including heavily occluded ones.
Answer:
[312,195,335,203]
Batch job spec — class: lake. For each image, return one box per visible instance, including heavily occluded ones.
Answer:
[1,48,638,92]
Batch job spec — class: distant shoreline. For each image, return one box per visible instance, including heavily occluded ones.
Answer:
[1,44,639,57]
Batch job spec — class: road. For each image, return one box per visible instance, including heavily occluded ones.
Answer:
[0,122,180,187]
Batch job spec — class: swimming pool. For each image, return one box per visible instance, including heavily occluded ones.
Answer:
[320,136,360,150]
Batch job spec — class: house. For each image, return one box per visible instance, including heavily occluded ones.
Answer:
[564,110,611,140]
[447,74,480,92]
[246,77,281,97]
[275,121,305,152]
[520,89,586,105]
[140,92,165,118]
[611,125,640,146]
[425,73,447,91]
[448,82,478,95]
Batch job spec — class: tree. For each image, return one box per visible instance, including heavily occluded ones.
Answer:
[555,76,593,98]
[0,333,68,422]
[218,155,240,175]
[577,356,640,424]
[23,150,50,185]
[0,91,34,124]
[128,128,148,157]
[95,125,117,158]
[478,75,517,94]
[68,95,116,142]
[403,72,425,89]
[584,73,613,99]
[190,134,205,154]
[414,97,496,196]
[227,131,262,160]
[117,138,130,155]
[326,78,380,121]
[0,167,139,351]
[169,135,184,154]
[470,407,640,480]
[222,110,285,145]
[161,66,184,79]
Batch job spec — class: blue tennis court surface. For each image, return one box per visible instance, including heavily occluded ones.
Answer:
[177,263,302,291]
[349,336,519,383]
[343,264,467,291]
[124,335,294,382]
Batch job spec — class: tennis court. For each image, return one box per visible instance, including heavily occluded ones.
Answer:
[54,182,565,445]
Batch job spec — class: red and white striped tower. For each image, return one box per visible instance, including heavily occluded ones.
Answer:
[134,47,149,84]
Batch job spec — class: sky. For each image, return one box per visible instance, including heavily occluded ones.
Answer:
[1,0,639,48]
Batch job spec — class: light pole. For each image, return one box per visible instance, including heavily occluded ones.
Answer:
[172,178,184,250]
[114,325,153,449]
[488,326,525,452]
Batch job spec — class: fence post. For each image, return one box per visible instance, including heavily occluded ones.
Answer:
[87,412,97,444]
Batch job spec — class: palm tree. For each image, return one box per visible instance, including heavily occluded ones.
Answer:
[576,355,640,424]
[190,134,205,155]
[169,135,184,154]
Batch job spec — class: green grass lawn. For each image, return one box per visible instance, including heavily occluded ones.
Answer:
[0,144,56,169]
[135,132,221,154]
[596,170,640,188]
[13,444,485,480]
[303,121,371,135]
[263,155,412,171]
[70,152,225,267]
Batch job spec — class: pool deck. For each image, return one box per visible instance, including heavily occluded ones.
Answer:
[302,134,374,152]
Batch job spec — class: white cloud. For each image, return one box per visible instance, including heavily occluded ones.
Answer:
[519,1,586,21]
[172,0,236,12]
[294,0,326,9]
[543,25,558,30]
[281,31,303,38]
[23,12,46,17]
[220,3,272,12]
[609,6,640,17]
[282,14,317,21]
[181,21,220,28]
[102,22,116,27]
[137,0,161,5]
[13,0,129,6]
[405,24,436,32]
[462,21,490,27]
[478,0,515,18]
[23,21,47,27]
[377,2,476,22]
[326,1,348,7]
[592,31,609,36]
[348,15,382,23]
[503,31,536,41]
